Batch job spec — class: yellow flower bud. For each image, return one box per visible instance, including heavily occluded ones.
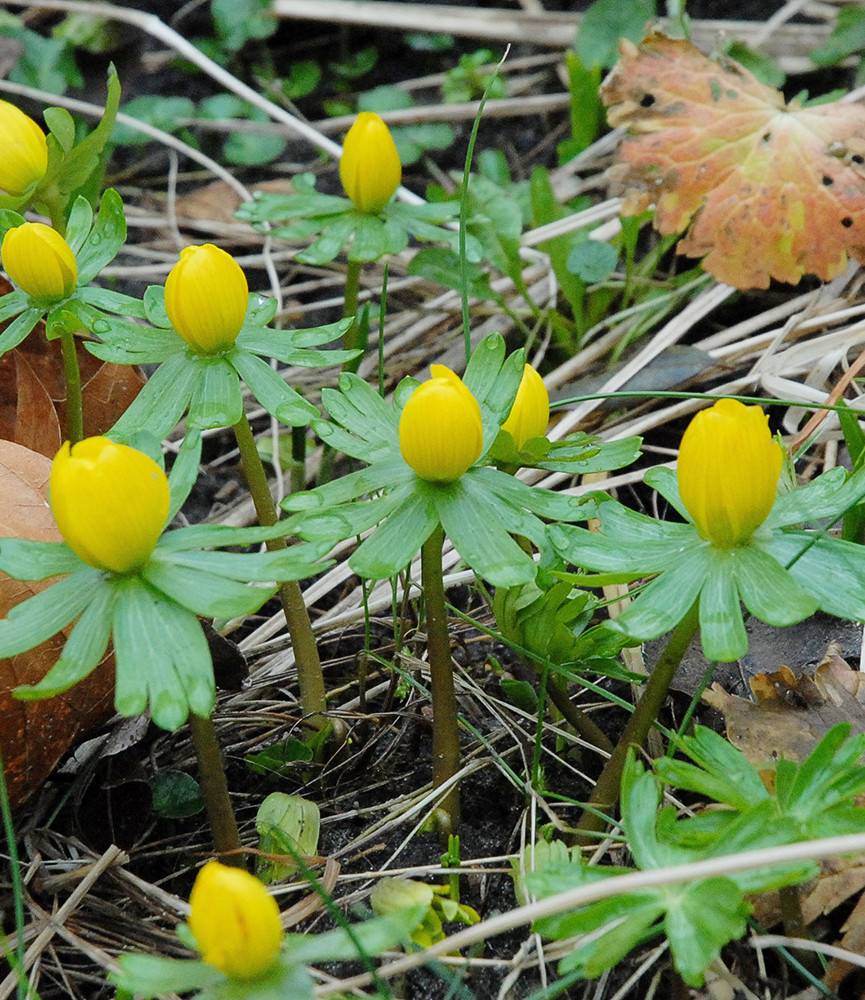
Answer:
[339,112,402,214]
[677,398,782,548]
[399,365,483,482]
[500,364,550,449]
[0,101,48,196]
[1,223,77,303]
[50,437,169,574]
[189,861,283,980]
[164,244,249,354]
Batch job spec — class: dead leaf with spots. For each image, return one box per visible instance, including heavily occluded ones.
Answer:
[704,643,865,768]
[0,441,115,805]
[602,33,865,289]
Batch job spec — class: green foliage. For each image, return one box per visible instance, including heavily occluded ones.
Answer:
[574,0,656,70]
[442,49,507,103]
[529,753,817,987]
[246,737,314,776]
[552,461,865,662]
[371,876,479,949]
[211,0,277,52]
[151,770,205,819]
[656,723,865,842]
[199,94,287,167]
[113,95,194,146]
[238,173,473,264]
[810,5,865,66]
[0,12,81,93]
[493,578,635,681]
[358,86,456,166]
[724,41,785,88]
[329,46,379,86]
[256,792,321,884]
[558,52,603,163]
[280,60,322,100]
[566,240,619,283]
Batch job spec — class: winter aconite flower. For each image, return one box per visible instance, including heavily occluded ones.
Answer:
[399,365,483,482]
[1,222,77,303]
[552,398,865,661]
[0,434,331,729]
[112,860,429,998]
[95,245,356,443]
[0,189,129,360]
[284,335,593,587]
[0,100,48,196]
[339,112,402,214]
[678,398,782,547]
[50,437,169,574]
[500,363,550,450]
[189,862,283,980]
[165,244,249,354]
[238,112,466,265]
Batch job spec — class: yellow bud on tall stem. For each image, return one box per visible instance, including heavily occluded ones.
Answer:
[399,366,483,482]
[677,398,782,548]
[501,363,550,449]
[165,244,248,354]
[1,223,77,303]
[0,100,48,196]
[339,112,402,214]
[49,437,169,574]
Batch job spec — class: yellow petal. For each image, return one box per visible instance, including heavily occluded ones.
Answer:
[0,101,48,196]
[189,861,283,980]
[677,398,782,547]
[500,364,550,449]
[399,367,483,482]
[1,223,77,302]
[164,244,248,354]
[50,437,169,574]
[339,112,402,214]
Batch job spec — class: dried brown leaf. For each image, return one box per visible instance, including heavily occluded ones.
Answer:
[602,33,865,289]
[703,645,865,766]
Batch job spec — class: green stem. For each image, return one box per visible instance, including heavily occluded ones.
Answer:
[290,425,306,494]
[60,331,83,444]
[232,414,328,729]
[342,259,364,374]
[574,603,699,844]
[188,714,243,865]
[547,674,614,755]
[421,525,460,836]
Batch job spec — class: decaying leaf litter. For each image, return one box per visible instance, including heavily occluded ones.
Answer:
[5,0,865,998]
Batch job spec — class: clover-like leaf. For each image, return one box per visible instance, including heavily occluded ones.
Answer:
[603,32,865,288]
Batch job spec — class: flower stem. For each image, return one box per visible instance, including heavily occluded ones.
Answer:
[574,602,699,844]
[60,331,83,444]
[421,525,460,836]
[342,259,364,374]
[189,714,242,865]
[547,674,615,755]
[291,425,306,494]
[232,413,328,729]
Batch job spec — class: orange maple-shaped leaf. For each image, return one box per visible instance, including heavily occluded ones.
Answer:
[602,33,865,289]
